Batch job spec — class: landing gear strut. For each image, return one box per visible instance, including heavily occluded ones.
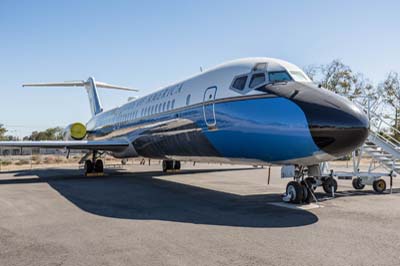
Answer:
[84,151,104,175]
[162,160,181,172]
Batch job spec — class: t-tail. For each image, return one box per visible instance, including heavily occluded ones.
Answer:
[23,77,138,117]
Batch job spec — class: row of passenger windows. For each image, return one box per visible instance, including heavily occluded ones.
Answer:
[96,99,177,127]
[140,99,175,117]
[232,71,293,91]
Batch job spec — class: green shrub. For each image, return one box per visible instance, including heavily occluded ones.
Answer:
[0,160,12,166]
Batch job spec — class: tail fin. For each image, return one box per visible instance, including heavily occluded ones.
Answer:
[23,77,138,117]
[85,77,103,116]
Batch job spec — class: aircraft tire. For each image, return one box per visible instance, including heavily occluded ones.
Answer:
[174,161,181,170]
[84,160,94,174]
[322,178,338,194]
[162,160,168,172]
[94,159,104,173]
[372,179,386,193]
[352,177,365,190]
[162,160,173,172]
[286,181,303,204]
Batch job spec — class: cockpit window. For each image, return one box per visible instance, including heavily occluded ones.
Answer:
[268,71,292,83]
[290,71,309,82]
[249,73,266,88]
[232,76,248,91]
[253,63,267,71]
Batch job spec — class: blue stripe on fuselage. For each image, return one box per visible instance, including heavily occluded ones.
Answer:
[203,97,321,162]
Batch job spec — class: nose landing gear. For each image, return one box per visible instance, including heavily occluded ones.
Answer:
[283,166,319,204]
[283,165,337,204]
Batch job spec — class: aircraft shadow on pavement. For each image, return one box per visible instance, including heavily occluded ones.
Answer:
[0,167,321,228]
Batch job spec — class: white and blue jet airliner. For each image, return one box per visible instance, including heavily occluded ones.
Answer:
[0,58,369,203]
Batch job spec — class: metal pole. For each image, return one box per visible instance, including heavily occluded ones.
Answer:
[267,166,271,185]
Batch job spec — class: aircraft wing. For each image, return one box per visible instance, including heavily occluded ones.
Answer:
[0,139,129,151]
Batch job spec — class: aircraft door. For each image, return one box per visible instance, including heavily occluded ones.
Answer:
[203,86,217,129]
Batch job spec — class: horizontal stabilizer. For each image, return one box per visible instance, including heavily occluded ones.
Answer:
[23,79,138,92]
[22,76,137,116]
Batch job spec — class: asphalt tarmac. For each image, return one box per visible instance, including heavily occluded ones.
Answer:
[0,163,399,266]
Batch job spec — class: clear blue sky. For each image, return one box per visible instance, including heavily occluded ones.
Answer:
[1,0,399,137]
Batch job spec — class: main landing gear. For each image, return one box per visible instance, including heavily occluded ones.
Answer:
[84,151,104,176]
[162,160,181,172]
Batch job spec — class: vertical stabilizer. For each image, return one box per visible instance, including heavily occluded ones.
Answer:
[84,77,103,116]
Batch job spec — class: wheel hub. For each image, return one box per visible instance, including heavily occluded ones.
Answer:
[287,185,296,200]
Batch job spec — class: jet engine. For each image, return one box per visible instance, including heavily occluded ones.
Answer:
[63,122,87,140]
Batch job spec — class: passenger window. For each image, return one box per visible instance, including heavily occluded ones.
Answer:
[249,73,266,88]
[232,76,248,91]
[269,71,292,83]
[186,94,191,106]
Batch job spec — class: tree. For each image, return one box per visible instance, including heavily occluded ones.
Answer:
[379,72,400,138]
[353,73,374,97]
[303,59,364,99]
[26,127,64,141]
[0,124,7,141]
[303,65,319,82]
[319,59,360,98]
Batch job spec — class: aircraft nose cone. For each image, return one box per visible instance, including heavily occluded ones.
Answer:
[259,82,369,158]
[309,107,369,157]
[304,96,369,157]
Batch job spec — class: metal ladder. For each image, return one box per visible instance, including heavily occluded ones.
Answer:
[326,96,398,192]
[360,105,400,176]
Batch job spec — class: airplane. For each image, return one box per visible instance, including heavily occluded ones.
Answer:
[0,58,369,203]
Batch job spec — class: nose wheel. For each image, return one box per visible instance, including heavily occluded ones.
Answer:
[284,181,304,204]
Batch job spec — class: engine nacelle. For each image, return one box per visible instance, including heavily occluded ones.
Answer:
[63,122,87,140]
